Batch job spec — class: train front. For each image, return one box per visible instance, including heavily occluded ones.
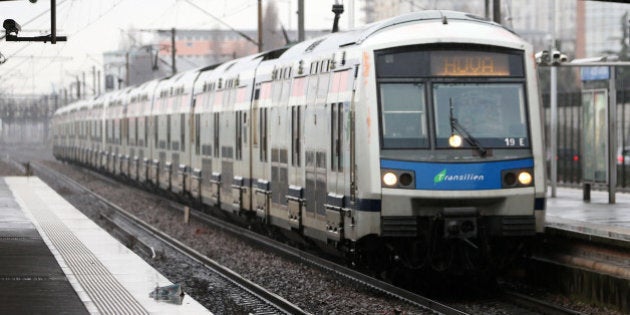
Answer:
[357,12,546,272]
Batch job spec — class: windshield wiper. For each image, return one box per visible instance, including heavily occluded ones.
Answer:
[449,98,487,157]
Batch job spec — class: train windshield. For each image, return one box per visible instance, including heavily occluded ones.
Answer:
[375,45,529,150]
[380,83,428,149]
[433,83,529,149]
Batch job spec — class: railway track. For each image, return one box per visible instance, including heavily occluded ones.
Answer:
[27,159,588,315]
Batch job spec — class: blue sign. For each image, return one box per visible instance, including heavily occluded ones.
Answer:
[381,158,534,190]
[581,67,609,81]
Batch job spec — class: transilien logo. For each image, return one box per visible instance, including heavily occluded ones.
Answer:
[434,169,447,184]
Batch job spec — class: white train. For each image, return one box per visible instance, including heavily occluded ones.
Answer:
[53,11,546,272]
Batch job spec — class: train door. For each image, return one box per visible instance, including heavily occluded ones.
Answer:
[302,65,331,242]
[287,76,307,231]
[181,96,194,197]
[219,87,236,213]
[209,89,224,207]
[253,82,272,222]
[268,76,291,230]
[198,97,213,206]
[190,95,203,201]
[325,69,353,243]
[121,104,129,177]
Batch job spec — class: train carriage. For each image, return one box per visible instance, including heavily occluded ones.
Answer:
[148,72,197,192]
[126,80,159,182]
[84,98,102,169]
[53,11,546,273]
[103,88,130,176]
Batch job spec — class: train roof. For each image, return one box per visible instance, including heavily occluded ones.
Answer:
[279,10,511,59]
[54,10,522,115]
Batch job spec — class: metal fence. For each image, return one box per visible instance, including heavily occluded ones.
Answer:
[542,88,630,190]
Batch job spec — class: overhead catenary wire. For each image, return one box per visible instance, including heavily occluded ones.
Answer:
[182,0,258,46]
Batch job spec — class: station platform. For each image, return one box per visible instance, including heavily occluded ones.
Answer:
[546,186,630,244]
[0,176,210,314]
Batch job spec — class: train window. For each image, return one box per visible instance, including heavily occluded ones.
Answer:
[144,116,148,148]
[195,114,200,155]
[180,114,185,152]
[291,106,301,167]
[235,111,242,160]
[331,104,341,171]
[243,113,247,144]
[260,108,268,162]
[135,117,139,146]
[167,114,172,150]
[154,116,159,148]
[433,83,529,148]
[213,113,220,158]
[379,83,428,149]
[124,118,129,145]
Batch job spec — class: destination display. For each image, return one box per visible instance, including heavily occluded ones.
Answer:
[430,51,510,76]
[376,46,524,78]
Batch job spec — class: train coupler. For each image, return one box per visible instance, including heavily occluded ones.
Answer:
[442,207,478,239]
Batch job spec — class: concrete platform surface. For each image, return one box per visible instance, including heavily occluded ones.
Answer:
[5,177,211,314]
[546,186,630,243]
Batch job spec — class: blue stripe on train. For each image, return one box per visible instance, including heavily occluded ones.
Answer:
[381,158,535,190]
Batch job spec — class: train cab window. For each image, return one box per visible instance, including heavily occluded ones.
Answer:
[379,83,428,149]
[433,83,529,148]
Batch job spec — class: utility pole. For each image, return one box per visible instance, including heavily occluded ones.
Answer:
[125,52,130,88]
[298,0,305,42]
[76,76,81,99]
[549,0,557,197]
[493,0,501,24]
[92,66,96,96]
[82,72,86,100]
[171,28,177,75]
[485,0,490,20]
[258,0,263,52]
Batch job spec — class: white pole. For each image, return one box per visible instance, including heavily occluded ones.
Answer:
[549,0,558,198]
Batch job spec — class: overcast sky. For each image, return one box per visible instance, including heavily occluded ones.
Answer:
[0,0,361,95]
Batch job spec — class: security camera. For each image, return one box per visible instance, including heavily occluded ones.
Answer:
[29,0,37,3]
[551,50,561,60]
[535,50,549,65]
[558,54,568,63]
[550,50,567,65]
[3,19,21,35]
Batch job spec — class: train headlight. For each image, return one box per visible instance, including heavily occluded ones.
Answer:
[501,168,534,188]
[518,171,532,185]
[449,134,463,148]
[381,169,415,188]
[382,172,398,186]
